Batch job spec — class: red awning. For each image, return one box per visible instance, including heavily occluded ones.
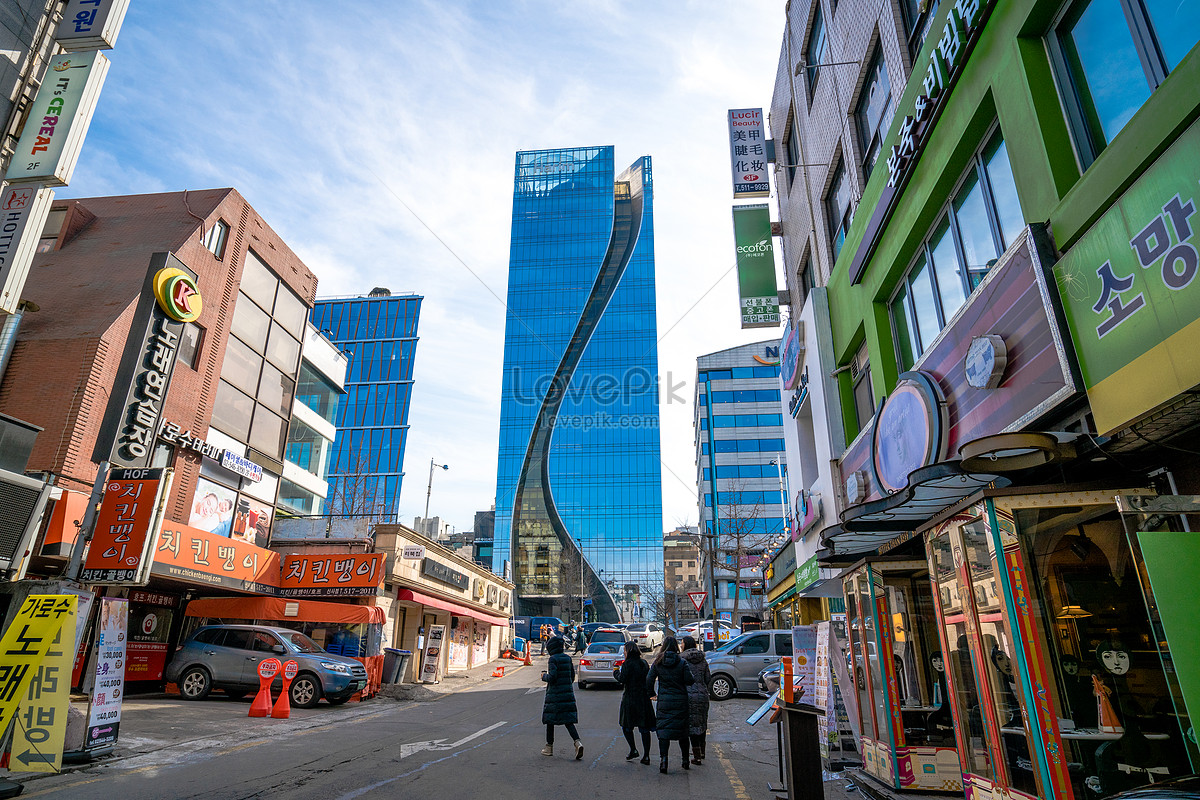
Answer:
[396,589,509,627]
[184,596,385,625]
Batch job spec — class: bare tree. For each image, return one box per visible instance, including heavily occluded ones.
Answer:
[714,479,777,630]
[325,450,391,523]
[555,544,594,624]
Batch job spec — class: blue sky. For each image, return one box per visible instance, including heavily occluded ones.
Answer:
[63,0,785,534]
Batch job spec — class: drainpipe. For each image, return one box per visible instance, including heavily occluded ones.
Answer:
[0,301,38,389]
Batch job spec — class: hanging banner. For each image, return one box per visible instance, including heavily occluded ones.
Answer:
[11,607,76,773]
[732,204,780,329]
[80,467,171,585]
[86,598,127,749]
[420,624,446,683]
[4,50,110,186]
[0,595,76,740]
[728,108,769,198]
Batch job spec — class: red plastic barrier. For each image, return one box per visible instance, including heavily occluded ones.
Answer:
[249,658,281,717]
[271,660,298,719]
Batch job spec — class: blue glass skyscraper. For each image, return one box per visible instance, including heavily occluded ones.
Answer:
[494,146,663,622]
[310,290,421,522]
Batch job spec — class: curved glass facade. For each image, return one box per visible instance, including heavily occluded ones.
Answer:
[494,146,663,622]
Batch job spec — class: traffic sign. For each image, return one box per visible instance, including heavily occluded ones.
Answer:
[687,592,707,612]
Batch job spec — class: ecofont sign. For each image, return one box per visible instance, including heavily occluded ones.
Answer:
[732,204,780,329]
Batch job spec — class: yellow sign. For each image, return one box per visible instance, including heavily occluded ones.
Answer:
[0,595,76,746]
[11,609,76,773]
[152,267,203,323]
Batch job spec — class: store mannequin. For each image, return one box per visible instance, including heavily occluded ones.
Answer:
[925,651,953,740]
[1060,654,1096,729]
[1090,639,1174,795]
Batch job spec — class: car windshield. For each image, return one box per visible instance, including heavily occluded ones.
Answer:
[278,631,325,654]
[587,642,623,654]
[626,624,646,632]
[591,630,624,643]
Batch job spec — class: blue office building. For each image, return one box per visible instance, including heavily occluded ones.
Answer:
[311,289,421,522]
[494,146,663,622]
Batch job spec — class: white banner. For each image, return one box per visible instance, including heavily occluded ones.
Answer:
[86,598,127,749]
[728,108,769,198]
[420,624,446,683]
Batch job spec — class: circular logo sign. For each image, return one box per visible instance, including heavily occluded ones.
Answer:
[283,660,299,680]
[152,267,203,323]
[870,371,948,494]
[781,325,803,390]
[257,658,282,680]
[141,613,157,635]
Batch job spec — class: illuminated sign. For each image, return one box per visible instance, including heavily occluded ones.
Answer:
[152,267,203,323]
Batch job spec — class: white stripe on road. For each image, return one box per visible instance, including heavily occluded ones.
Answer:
[339,721,509,799]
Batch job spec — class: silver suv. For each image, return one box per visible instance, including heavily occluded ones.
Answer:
[704,629,794,700]
[165,624,368,708]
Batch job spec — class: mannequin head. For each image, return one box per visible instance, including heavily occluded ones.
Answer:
[1061,654,1080,677]
[930,651,945,673]
[1096,640,1131,676]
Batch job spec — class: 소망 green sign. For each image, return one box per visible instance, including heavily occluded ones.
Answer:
[732,204,780,329]
[1052,116,1200,435]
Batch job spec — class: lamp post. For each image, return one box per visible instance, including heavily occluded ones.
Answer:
[424,459,449,533]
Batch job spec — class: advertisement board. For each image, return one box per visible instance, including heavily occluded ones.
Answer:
[80,467,171,584]
[86,597,127,748]
[0,596,76,759]
[11,608,75,773]
[279,553,385,597]
[0,184,55,315]
[150,521,280,594]
[1052,116,1200,435]
[732,204,780,328]
[420,624,446,683]
[55,0,131,51]
[791,624,818,702]
[4,50,110,186]
[728,108,769,198]
[125,600,173,682]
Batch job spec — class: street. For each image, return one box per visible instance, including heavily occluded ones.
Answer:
[10,661,785,799]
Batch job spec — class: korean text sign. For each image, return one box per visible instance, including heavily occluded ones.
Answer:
[420,624,446,683]
[12,604,76,773]
[87,598,127,748]
[1052,116,1200,435]
[280,553,385,597]
[150,522,280,593]
[80,467,168,584]
[732,204,780,329]
[728,108,769,199]
[0,595,76,750]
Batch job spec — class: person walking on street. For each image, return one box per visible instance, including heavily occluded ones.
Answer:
[541,636,584,760]
[613,640,655,765]
[680,635,712,765]
[646,635,693,774]
[539,624,550,656]
[573,624,586,655]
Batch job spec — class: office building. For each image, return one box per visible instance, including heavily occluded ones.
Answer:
[694,342,785,625]
[493,146,663,621]
[413,515,454,541]
[663,526,703,626]
[311,288,421,522]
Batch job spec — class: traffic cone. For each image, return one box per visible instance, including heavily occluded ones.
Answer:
[492,665,505,678]
[524,647,531,666]
[272,661,298,719]
[248,683,272,717]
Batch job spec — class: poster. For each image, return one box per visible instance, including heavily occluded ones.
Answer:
[11,610,75,773]
[125,594,174,682]
[815,621,832,758]
[80,467,169,584]
[188,477,236,536]
[472,621,489,667]
[448,617,470,670]
[420,624,446,683]
[0,596,76,757]
[86,598,127,748]
[791,624,817,701]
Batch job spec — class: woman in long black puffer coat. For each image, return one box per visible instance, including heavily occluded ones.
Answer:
[541,637,583,760]
[680,635,712,765]
[646,636,694,774]
[613,641,655,765]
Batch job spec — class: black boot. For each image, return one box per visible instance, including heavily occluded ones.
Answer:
[659,756,668,774]
[626,749,639,761]
[681,747,690,770]
[640,754,651,765]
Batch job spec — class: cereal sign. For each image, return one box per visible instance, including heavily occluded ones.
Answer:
[279,553,384,597]
[80,467,170,585]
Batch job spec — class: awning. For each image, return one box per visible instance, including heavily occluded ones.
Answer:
[396,588,509,627]
[767,584,797,608]
[184,596,386,625]
[797,576,844,599]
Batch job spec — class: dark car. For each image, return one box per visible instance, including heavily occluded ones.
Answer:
[165,624,368,708]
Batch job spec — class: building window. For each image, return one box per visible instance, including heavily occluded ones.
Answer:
[786,113,802,188]
[177,323,203,369]
[851,343,874,433]
[1051,0,1198,165]
[899,0,940,58]
[805,6,827,94]
[888,126,1023,369]
[855,46,893,179]
[203,220,228,259]
[826,160,852,260]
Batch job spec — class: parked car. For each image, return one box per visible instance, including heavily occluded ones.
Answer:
[580,622,617,643]
[679,619,741,644]
[757,661,803,698]
[625,621,668,651]
[577,641,625,689]
[166,624,368,708]
[705,629,794,700]
[513,616,566,642]
[1104,777,1200,800]
[588,627,630,644]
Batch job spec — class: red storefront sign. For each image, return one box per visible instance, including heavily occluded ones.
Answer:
[279,553,385,597]
[150,522,279,593]
[81,468,169,584]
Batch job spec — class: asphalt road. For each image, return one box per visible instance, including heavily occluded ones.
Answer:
[12,662,785,800]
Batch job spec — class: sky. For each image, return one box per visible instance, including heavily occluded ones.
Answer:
[61,0,787,536]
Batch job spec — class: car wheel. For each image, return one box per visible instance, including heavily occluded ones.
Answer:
[225,690,248,701]
[709,673,736,701]
[289,673,322,708]
[179,666,212,701]
[578,680,588,690]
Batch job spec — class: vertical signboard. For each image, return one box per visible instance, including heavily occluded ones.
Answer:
[126,591,176,682]
[0,596,75,742]
[11,607,76,773]
[4,50,110,186]
[86,598,127,748]
[733,204,780,328]
[80,467,170,584]
[1052,116,1200,435]
[93,253,198,468]
[791,624,818,700]
[0,184,55,314]
[55,0,131,51]
[728,108,769,198]
[420,624,446,683]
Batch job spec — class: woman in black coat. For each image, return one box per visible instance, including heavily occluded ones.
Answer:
[680,635,712,764]
[613,641,655,765]
[541,637,583,760]
[646,636,694,773]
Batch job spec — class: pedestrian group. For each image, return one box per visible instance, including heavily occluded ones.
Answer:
[540,631,713,775]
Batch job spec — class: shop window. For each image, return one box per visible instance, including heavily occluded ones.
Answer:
[203,220,228,259]
[804,6,827,95]
[826,160,852,260]
[1050,0,1198,165]
[888,126,1023,367]
[855,46,893,179]
[850,343,874,433]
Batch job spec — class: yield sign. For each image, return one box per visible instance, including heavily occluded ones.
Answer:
[687,591,708,612]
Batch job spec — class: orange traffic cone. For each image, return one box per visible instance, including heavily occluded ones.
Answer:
[249,658,281,718]
[523,642,532,666]
[492,665,505,678]
[272,661,298,719]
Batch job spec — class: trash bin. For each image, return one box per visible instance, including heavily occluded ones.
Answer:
[382,648,413,684]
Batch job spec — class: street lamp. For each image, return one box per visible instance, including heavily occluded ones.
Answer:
[423,458,449,530]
